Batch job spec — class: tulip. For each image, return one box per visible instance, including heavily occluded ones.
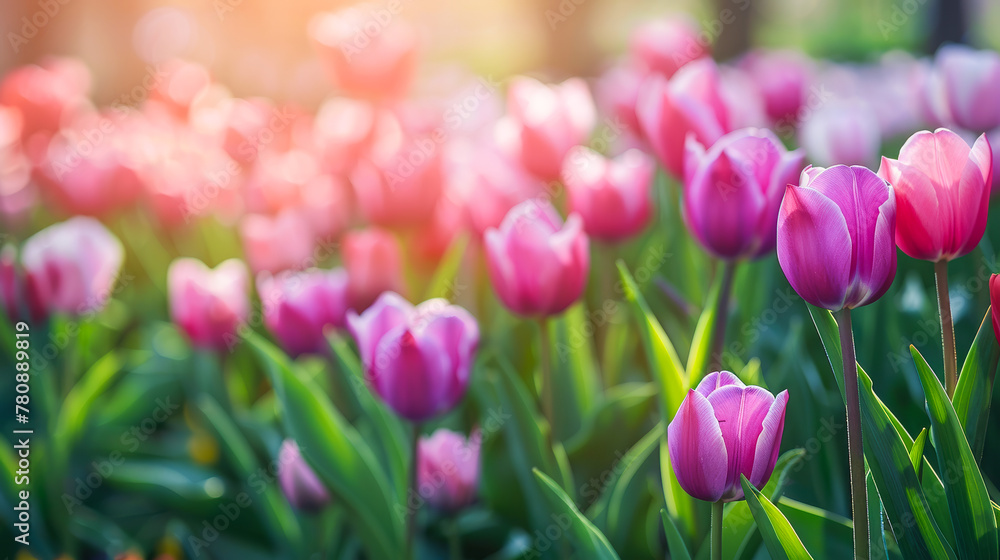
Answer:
[21,217,124,318]
[342,228,405,312]
[0,57,90,144]
[240,209,316,275]
[668,371,788,502]
[989,128,1000,195]
[168,258,249,352]
[595,64,644,136]
[484,200,589,317]
[739,50,813,124]
[628,16,708,79]
[799,100,881,168]
[877,128,992,262]
[499,77,595,181]
[562,147,655,242]
[924,45,1000,132]
[637,58,730,177]
[258,268,349,358]
[147,59,212,121]
[417,429,481,512]
[992,275,1000,345]
[347,292,479,422]
[777,165,897,311]
[313,97,379,176]
[278,440,331,513]
[684,128,805,260]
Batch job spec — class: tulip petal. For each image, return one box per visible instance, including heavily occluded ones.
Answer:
[373,326,451,421]
[346,291,413,369]
[953,133,991,257]
[695,370,745,398]
[749,390,789,489]
[667,390,727,502]
[878,156,943,260]
[706,385,775,500]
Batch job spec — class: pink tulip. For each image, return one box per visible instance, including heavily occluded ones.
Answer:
[147,59,212,121]
[22,217,124,318]
[562,147,655,242]
[628,16,708,79]
[0,57,90,143]
[168,258,249,352]
[595,64,644,136]
[878,128,992,261]
[739,50,813,124]
[777,165,897,311]
[258,268,349,357]
[342,228,405,312]
[417,429,481,512]
[683,128,805,259]
[484,200,589,317]
[240,209,316,274]
[499,77,595,181]
[799,101,881,168]
[278,440,331,513]
[309,8,419,99]
[924,45,1000,133]
[637,58,730,178]
[668,371,788,502]
[718,66,769,131]
[312,97,379,176]
[347,293,479,422]
[989,128,1000,195]
[222,98,294,166]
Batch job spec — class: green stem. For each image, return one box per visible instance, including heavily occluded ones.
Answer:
[934,260,958,398]
[709,261,737,372]
[712,500,723,560]
[538,317,556,445]
[407,423,421,560]
[448,516,462,560]
[836,308,869,560]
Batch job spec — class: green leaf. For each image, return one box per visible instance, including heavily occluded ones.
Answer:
[423,232,469,301]
[661,509,693,560]
[685,268,722,384]
[740,475,814,560]
[868,471,890,560]
[776,497,854,560]
[909,428,928,481]
[533,469,621,560]
[604,424,664,552]
[911,345,998,560]
[858,366,956,560]
[246,332,403,560]
[55,351,125,444]
[549,303,602,441]
[953,307,1000,462]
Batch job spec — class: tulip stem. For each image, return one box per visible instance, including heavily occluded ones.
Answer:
[934,260,958,398]
[538,317,556,445]
[448,516,462,560]
[709,261,737,372]
[836,308,869,560]
[711,500,723,560]
[407,422,421,560]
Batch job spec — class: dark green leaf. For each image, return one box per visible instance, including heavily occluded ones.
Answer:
[533,469,621,560]
[661,509,693,560]
[953,307,1000,462]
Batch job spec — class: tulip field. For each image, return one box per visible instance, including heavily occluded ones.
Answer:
[4,1,1000,559]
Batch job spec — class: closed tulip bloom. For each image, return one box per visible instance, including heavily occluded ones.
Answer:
[683,128,805,259]
[877,128,992,262]
[278,440,331,513]
[168,258,249,352]
[258,268,349,358]
[562,147,655,242]
[417,429,481,512]
[799,101,881,168]
[924,45,1000,133]
[484,200,589,317]
[347,292,479,422]
[637,58,730,177]
[22,216,124,318]
[629,16,708,79]
[777,165,897,311]
[668,371,788,502]
[342,228,405,312]
[240,209,316,275]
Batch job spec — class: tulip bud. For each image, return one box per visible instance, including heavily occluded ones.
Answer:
[924,45,1000,133]
[991,275,1000,344]
[878,128,992,262]
[258,268,349,358]
[342,228,405,312]
[417,429,481,512]
[22,216,124,318]
[628,16,708,79]
[347,293,479,422]
[278,440,331,513]
[668,372,788,502]
[799,100,881,168]
[777,165,897,311]
[240,209,316,275]
[562,147,655,242]
[484,200,590,317]
[168,258,249,352]
[683,128,804,260]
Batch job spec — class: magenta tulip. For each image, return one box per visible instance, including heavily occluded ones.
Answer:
[683,128,805,259]
[417,428,481,512]
[22,217,124,318]
[637,58,730,177]
[484,200,589,317]
[562,147,655,242]
[240,209,316,275]
[668,371,788,502]
[924,45,1000,133]
[739,49,813,124]
[258,268,349,358]
[628,16,708,79]
[342,228,405,312]
[347,292,479,422]
[278,440,331,513]
[878,128,992,262]
[168,258,249,352]
[777,165,897,311]
[799,101,881,168]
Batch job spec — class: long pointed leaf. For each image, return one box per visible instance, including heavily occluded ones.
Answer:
[953,307,1000,462]
[740,475,814,560]
[533,469,621,560]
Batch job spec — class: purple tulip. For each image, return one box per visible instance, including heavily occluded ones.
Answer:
[484,200,590,317]
[417,429,481,512]
[683,128,805,260]
[347,292,479,422]
[668,372,788,502]
[257,268,350,358]
[777,165,897,311]
[278,440,331,513]
[924,45,1000,133]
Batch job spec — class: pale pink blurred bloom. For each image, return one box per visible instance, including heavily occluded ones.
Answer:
[0,108,34,228]
[240,209,316,275]
[299,174,353,241]
[312,97,379,176]
[342,228,405,311]
[147,59,212,121]
[923,45,1000,133]
[739,49,814,124]
[595,63,644,136]
[0,57,91,144]
[168,258,249,352]
[258,268,350,357]
[498,77,596,181]
[864,51,928,138]
[562,147,654,242]
[988,128,1000,195]
[799,100,881,168]
[310,8,420,99]
[718,65,769,131]
[410,193,466,266]
[243,148,322,215]
[629,16,709,79]
[417,429,481,512]
[221,98,296,166]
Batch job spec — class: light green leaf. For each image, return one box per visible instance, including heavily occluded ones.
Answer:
[740,475,814,560]
[661,509,692,560]
[533,469,621,560]
[953,307,1000,463]
[909,428,928,481]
